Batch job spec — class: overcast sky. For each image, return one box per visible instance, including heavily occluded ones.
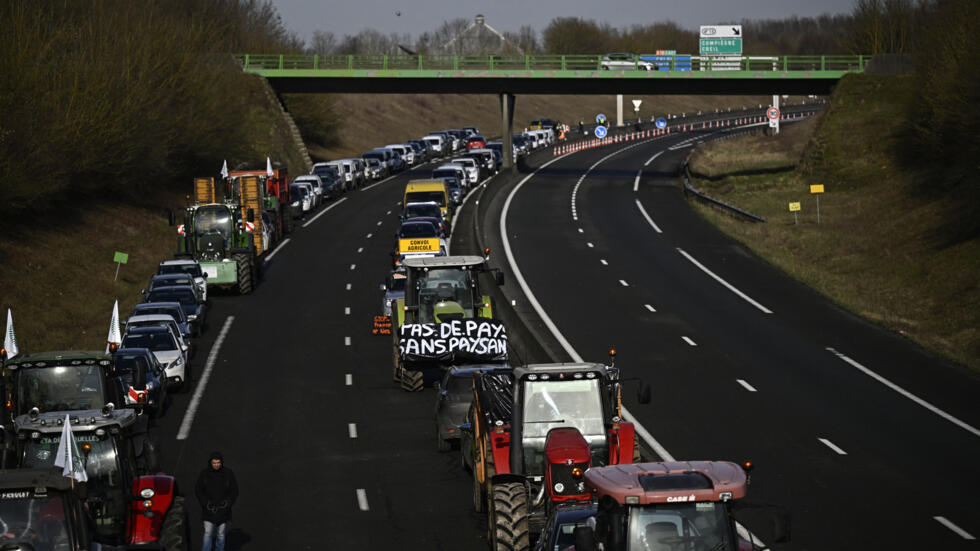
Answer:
[271,0,857,45]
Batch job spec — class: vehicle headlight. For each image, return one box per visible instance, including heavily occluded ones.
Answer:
[187,314,197,321]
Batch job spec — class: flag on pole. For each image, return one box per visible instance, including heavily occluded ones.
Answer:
[54,415,88,483]
[220,159,229,179]
[266,157,273,177]
[4,309,18,359]
[105,300,121,354]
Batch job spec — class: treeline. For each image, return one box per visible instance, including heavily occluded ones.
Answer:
[0,0,334,219]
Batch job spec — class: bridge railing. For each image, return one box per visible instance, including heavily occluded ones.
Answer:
[235,54,869,73]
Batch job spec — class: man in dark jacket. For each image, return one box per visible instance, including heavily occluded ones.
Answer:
[196,451,238,551]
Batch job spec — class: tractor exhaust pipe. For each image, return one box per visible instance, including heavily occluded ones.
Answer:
[532,483,547,508]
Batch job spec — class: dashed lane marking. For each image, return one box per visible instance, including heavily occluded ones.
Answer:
[356,489,369,511]
[344,307,350,315]
[635,199,663,234]
[818,438,847,455]
[348,423,358,439]
[350,264,356,270]
[376,221,382,226]
[345,373,352,386]
[682,336,697,346]
[619,280,628,287]
[827,347,980,438]
[677,248,772,314]
[344,336,351,346]
[360,173,398,191]
[600,259,608,266]
[587,242,594,248]
[633,170,641,192]
[644,151,664,167]
[177,316,235,440]
[302,197,347,228]
[736,379,757,392]
[934,517,975,540]
[263,238,291,263]
[366,233,372,239]
[644,304,656,312]
[577,228,584,234]
[346,283,352,290]
[357,247,363,253]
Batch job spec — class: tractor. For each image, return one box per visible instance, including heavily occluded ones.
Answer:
[0,467,98,550]
[228,161,295,238]
[464,360,651,550]
[390,254,505,391]
[171,176,265,294]
[572,461,791,551]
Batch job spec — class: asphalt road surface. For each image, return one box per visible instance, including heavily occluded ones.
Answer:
[151,117,980,550]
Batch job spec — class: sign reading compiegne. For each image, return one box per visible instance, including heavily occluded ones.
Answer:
[398,319,508,361]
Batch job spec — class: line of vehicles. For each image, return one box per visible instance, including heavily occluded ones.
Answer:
[371,120,791,551]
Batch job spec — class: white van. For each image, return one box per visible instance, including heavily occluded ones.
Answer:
[423,135,445,155]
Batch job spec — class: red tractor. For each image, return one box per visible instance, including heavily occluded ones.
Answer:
[463,360,650,550]
[228,161,294,237]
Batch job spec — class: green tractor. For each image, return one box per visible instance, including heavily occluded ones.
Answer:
[391,254,506,391]
[171,177,265,295]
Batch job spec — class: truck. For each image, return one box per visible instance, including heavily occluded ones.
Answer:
[464,360,650,550]
[172,176,265,294]
[572,461,790,551]
[389,254,505,391]
[227,161,295,237]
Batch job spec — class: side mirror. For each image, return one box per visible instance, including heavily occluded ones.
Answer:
[380,283,388,292]
[458,422,473,433]
[202,272,208,279]
[133,362,147,391]
[494,270,505,286]
[637,383,652,405]
[182,343,189,352]
[167,210,175,226]
[573,526,598,551]
[247,208,255,223]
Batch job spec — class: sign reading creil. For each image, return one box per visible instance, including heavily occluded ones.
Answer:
[399,238,440,253]
[398,320,508,361]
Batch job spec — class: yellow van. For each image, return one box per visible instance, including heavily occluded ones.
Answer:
[403,179,451,224]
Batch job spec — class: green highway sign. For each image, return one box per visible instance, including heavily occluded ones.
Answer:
[113,251,129,264]
[700,38,743,55]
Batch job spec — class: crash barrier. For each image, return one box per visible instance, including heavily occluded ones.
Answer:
[681,154,768,223]
[553,109,818,157]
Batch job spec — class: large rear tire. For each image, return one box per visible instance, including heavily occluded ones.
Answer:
[400,368,424,392]
[159,495,189,551]
[283,206,294,234]
[234,253,253,295]
[490,482,530,551]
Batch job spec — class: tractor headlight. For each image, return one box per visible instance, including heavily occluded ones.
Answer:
[140,488,155,499]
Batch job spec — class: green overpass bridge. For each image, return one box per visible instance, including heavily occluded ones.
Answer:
[237,53,868,167]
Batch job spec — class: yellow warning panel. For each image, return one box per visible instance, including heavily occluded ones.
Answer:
[399,238,440,253]
[810,184,825,194]
[789,202,801,212]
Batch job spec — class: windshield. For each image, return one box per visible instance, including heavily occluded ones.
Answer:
[312,166,339,179]
[522,379,604,439]
[416,267,476,323]
[404,204,441,219]
[628,502,734,551]
[432,170,459,180]
[400,222,438,238]
[405,191,446,207]
[147,290,196,305]
[121,332,177,352]
[158,263,201,277]
[132,305,184,322]
[16,365,105,414]
[0,493,72,550]
[126,320,177,336]
[193,205,232,239]
[151,276,192,289]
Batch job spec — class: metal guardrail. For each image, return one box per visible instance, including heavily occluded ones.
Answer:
[235,54,870,74]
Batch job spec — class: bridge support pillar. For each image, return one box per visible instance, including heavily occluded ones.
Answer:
[500,92,515,170]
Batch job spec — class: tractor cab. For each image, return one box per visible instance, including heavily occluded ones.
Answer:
[0,468,95,550]
[191,204,234,261]
[401,255,497,324]
[2,351,124,422]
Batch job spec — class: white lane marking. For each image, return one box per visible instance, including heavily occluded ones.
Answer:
[669,142,693,150]
[600,259,608,266]
[587,242,594,248]
[827,347,980,438]
[361,173,398,191]
[633,170,641,192]
[571,142,645,221]
[366,233,373,239]
[682,336,697,346]
[449,175,493,241]
[635,199,663,234]
[818,438,847,455]
[376,220,382,226]
[644,150,664,167]
[344,307,350,315]
[676,248,773,314]
[302,197,347,228]
[345,373,353,386]
[619,280,628,287]
[350,264,356,270]
[386,210,391,215]
[356,489,369,511]
[736,379,757,392]
[644,304,656,312]
[177,317,235,440]
[263,238,291,263]
[344,336,351,346]
[346,283,352,290]
[934,517,975,540]
[348,423,358,438]
[357,247,363,253]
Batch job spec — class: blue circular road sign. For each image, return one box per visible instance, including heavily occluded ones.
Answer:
[656,117,667,129]
[594,125,608,138]
[596,114,607,125]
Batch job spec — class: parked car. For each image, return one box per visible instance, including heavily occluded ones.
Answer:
[449,157,480,185]
[439,176,463,205]
[435,365,507,451]
[112,347,168,417]
[130,302,192,339]
[157,258,207,302]
[465,135,487,150]
[120,325,188,389]
[601,52,655,71]
[363,148,396,175]
[365,157,386,180]
[311,162,343,190]
[386,144,415,166]
[532,503,598,551]
[144,273,201,302]
[423,135,445,155]
[289,183,313,215]
[124,314,192,360]
[433,165,468,192]
[380,268,407,317]
[144,285,206,336]
[294,175,325,205]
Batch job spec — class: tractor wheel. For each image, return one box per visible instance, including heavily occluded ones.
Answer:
[234,253,253,295]
[400,368,424,392]
[490,482,530,551]
[159,495,189,551]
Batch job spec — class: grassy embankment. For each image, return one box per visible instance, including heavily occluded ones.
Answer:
[688,74,979,371]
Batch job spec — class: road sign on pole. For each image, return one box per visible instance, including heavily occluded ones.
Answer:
[766,107,781,120]
[594,125,608,139]
[631,99,642,110]
[656,118,667,129]
[810,184,824,225]
[596,113,607,125]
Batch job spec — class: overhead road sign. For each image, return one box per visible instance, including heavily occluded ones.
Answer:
[700,25,742,38]
[700,25,743,56]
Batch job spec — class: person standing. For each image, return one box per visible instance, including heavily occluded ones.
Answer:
[196,451,238,551]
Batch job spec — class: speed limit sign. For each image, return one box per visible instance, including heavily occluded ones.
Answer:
[766,106,781,120]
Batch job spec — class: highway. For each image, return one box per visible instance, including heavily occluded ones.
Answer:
[150,118,980,550]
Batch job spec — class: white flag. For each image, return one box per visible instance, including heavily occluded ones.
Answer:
[53,415,88,483]
[4,309,18,359]
[266,157,273,177]
[105,300,121,354]
[220,159,229,179]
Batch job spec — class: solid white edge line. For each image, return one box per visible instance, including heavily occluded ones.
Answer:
[345,373,352,386]
[263,237,291,263]
[818,438,848,455]
[736,379,757,392]
[356,489,369,511]
[449,175,493,245]
[933,516,976,540]
[177,316,235,440]
[301,197,348,228]
[682,336,697,346]
[360,173,398,191]
[644,150,664,167]
[826,347,980,438]
[633,170,641,192]
[635,199,663,234]
[676,248,773,314]
[348,423,358,438]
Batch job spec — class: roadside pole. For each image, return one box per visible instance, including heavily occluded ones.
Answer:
[771,94,780,135]
[616,94,624,127]
[500,93,515,171]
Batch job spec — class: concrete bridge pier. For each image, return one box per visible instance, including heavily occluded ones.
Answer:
[500,92,515,170]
